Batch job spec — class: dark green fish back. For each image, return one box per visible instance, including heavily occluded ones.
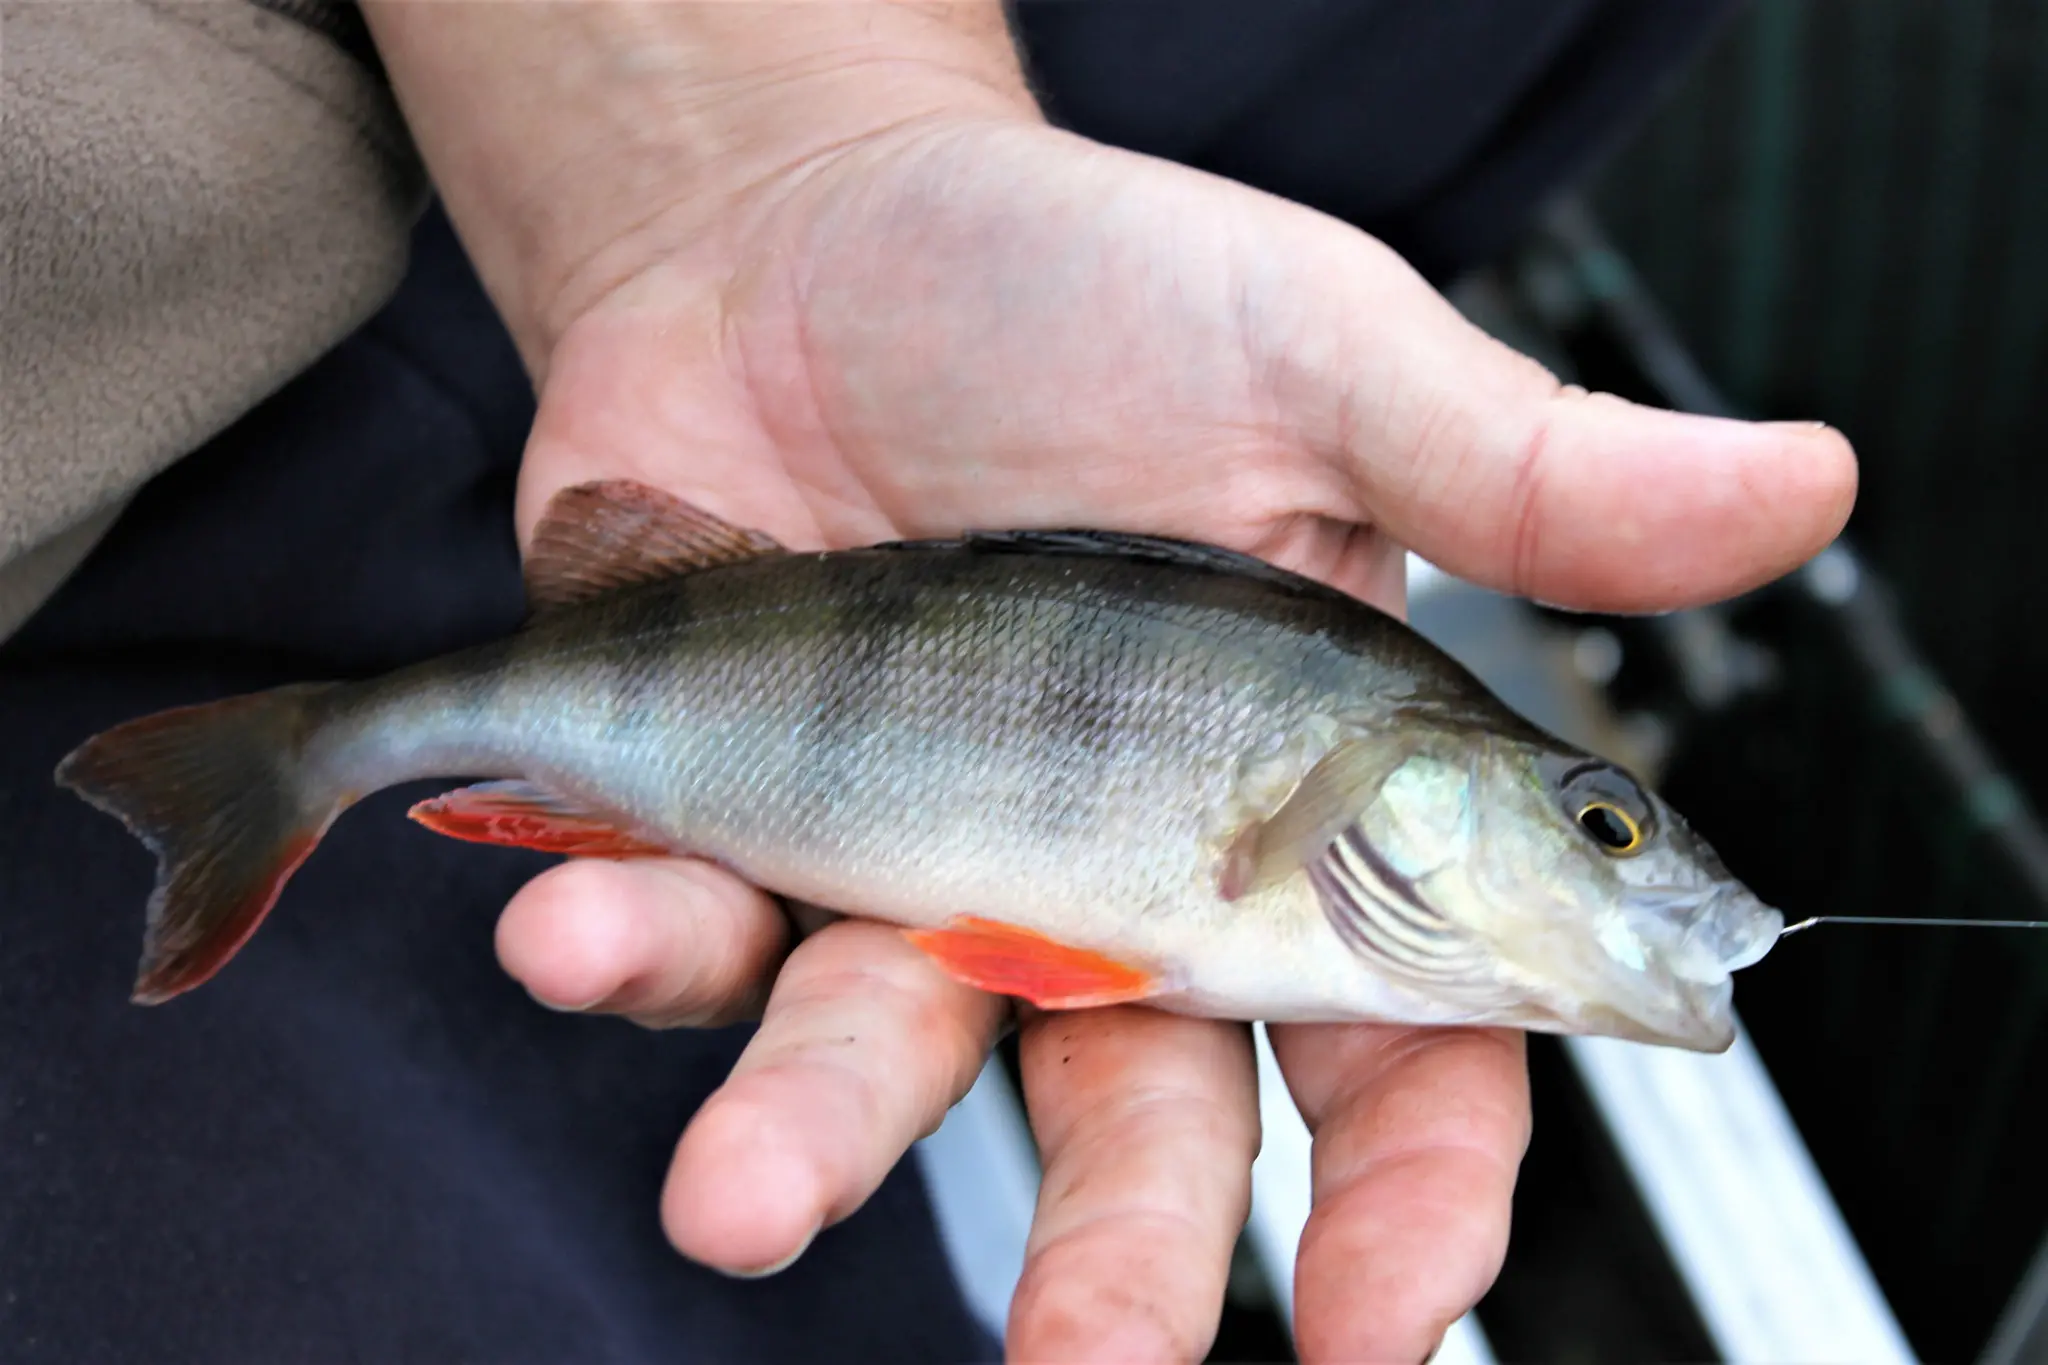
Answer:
[519,528,1476,695]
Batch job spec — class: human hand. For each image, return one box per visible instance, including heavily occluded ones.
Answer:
[364,7,1855,1361]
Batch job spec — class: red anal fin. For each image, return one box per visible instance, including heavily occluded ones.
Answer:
[904,916,1162,1009]
[407,781,673,858]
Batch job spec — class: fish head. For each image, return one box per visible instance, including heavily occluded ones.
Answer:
[1343,727,1781,1052]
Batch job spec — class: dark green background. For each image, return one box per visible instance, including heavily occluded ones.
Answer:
[1587,3,2048,1356]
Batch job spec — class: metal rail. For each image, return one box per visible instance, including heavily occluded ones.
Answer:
[1980,1222,2048,1365]
[1567,1026,1914,1362]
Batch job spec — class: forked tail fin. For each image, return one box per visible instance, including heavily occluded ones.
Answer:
[54,683,346,1003]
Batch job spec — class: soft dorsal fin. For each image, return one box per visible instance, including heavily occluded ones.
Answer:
[525,480,788,611]
[877,527,1354,605]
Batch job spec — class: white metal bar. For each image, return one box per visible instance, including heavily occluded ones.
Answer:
[915,1056,1040,1342]
[1566,1028,1915,1363]
[1981,1221,2048,1365]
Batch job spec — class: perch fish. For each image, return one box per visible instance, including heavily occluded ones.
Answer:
[56,480,1785,1052]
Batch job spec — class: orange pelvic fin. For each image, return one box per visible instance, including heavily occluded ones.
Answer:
[904,916,1163,1009]
[408,781,673,858]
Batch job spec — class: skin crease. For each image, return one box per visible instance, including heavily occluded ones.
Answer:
[362,5,1857,1362]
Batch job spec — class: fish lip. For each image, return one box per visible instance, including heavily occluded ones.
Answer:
[1662,976,1740,1051]
[1670,886,1785,981]
[1577,972,1738,1052]
[1488,924,1740,1051]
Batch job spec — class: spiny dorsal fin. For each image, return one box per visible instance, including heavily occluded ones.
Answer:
[526,480,787,611]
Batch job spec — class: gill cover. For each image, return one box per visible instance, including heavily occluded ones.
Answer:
[1217,719,1499,992]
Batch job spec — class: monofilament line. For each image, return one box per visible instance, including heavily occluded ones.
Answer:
[1780,916,2048,937]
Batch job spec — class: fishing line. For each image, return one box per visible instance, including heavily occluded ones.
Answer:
[1780,915,2048,937]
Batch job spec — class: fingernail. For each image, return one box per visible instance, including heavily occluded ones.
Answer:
[526,985,602,1014]
[721,1221,820,1280]
[1763,419,1834,434]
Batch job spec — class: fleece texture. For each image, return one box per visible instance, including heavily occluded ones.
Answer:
[0,0,426,639]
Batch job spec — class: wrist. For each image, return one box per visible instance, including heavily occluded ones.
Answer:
[360,1,1042,374]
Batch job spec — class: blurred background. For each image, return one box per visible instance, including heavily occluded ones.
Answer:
[1372,0,2048,1356]
[925,2,2048,1360]
[1525,1,2048,1357]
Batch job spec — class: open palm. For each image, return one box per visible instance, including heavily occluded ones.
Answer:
[492,117,1852,1362]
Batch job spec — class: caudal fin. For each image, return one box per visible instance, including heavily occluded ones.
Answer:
[54,683,345,1004]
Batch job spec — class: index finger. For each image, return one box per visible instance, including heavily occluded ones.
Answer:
[1266,1021,1530,1364]
[1008,1007,1260,1363]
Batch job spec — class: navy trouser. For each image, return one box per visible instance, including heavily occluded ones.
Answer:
[0,4,1729,1359]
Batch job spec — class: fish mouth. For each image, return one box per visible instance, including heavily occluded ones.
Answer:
[1579,886,1784,1052]
[1683,888,1785,976]
[1656,885,1786,985]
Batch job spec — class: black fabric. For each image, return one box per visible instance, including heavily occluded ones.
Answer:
[2,5,1731,1361]
[247,0,388,82]
[1017,0,1738,282]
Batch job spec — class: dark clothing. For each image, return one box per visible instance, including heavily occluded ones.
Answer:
[1016,0,1733,283]
[0,210,996,1365]
[0,3,1732,1360]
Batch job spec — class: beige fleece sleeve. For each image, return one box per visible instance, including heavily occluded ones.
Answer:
[0,0,429,640]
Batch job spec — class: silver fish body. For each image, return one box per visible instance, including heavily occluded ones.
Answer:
[317,538,1481,1022]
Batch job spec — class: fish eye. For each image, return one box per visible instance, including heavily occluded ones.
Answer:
[1540,757,1656,856]
[1577,801,1643,854]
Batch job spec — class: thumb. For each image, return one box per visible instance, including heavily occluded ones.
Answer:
[1250,220,1857,613]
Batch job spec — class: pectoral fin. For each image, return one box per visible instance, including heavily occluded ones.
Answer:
[1217,734,1410,900]
[904,917,1164,1009]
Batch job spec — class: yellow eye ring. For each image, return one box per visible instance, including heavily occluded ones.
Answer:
[1577,800,1643,854]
